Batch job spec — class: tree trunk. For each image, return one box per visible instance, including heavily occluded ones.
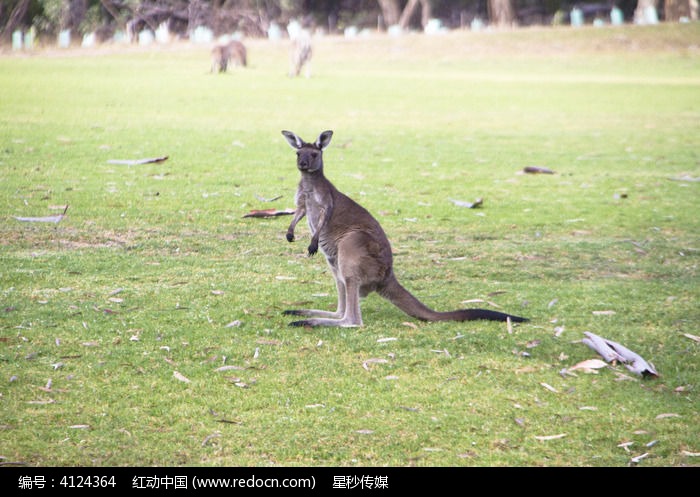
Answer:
[488,0,515,27]
[2,0,31,37]
[398,0,432,29]
[664,0,692,20]
[377,0,401,27]
[60,0,88,31]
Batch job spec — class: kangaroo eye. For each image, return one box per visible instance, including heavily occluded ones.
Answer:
[311,152,318,159]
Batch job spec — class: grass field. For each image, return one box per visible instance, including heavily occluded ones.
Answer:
[0,22,699,467]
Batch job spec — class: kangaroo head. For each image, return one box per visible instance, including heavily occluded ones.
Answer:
[282,130,333,173]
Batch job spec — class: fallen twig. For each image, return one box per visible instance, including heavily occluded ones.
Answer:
[107,156,168,166]
[242,208,295,218]
[14,205,69,224]
[523,166,555,174]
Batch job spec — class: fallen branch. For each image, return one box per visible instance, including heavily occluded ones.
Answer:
[582,331,658,378]
[107,156,168,166]
[14,205,69,224]
[450,198,483,208]
[523,166,555,174]
[242,208,295,218]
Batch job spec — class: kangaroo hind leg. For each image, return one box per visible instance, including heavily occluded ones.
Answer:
[286,276,361,328]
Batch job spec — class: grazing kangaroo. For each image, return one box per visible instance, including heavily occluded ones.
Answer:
[211,40,247,73]
[281,130,528,328]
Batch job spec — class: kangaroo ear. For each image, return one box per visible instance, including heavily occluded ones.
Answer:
[316,130,333,150]
[281,130,304,149]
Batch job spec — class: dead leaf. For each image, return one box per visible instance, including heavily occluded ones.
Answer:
[668,175,700,182]
[618,441,634,453]
[592,310,616,315]
[356,429,374,435]
[401,322,418,329]
[173,371,191,383]
[682,333,700,343]
[655,413,681,419]
[535,433,567,441]
[254,194,283,202]
[681,450,700,457]
[569,358,609,373]
[377,337,397,343]
[515,366,538,374]
[202,433,221,446]
[630,453,649,464]
[540,382,559,393]
[215,365,245,372]
[362,358,389,371]
[217,418,242,424]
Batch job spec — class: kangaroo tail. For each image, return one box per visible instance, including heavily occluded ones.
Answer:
[378,274,528,323]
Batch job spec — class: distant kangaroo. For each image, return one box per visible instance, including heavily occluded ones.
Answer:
[288,34,312,78]
[211,40,247,73]
[281,130,528,328]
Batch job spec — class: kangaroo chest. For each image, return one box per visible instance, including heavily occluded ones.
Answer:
[297,182,334,234]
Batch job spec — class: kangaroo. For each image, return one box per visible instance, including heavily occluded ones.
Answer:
[211,40,247,73]
[288,34,312,78]
[281,130,528,328]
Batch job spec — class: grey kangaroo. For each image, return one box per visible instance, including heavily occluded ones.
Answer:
[211,40,247,73]
[281,130,528,328]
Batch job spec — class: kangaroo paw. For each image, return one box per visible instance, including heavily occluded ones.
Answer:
[286,232,295,242]
[283,310,303,316]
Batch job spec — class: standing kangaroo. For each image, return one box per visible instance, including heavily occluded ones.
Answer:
[288,34,312,78]
[281,130,528,328]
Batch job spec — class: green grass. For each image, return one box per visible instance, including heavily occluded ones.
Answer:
[1,23,699,467]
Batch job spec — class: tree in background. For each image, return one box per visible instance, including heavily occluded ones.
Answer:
[488,0,515,26]
[376,0,432,29]
[2,0,698,44]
